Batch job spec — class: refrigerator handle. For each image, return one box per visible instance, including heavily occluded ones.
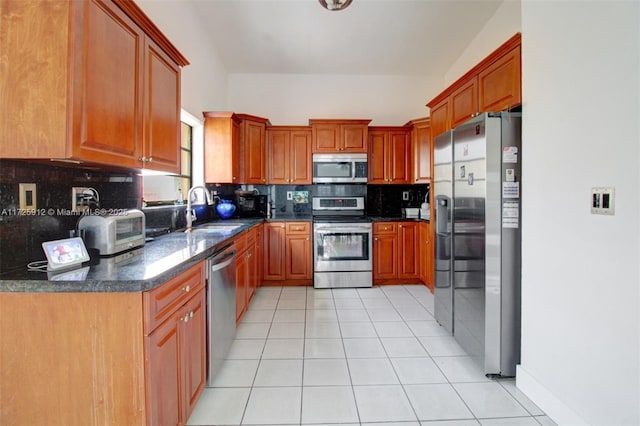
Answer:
[435,195,450,235]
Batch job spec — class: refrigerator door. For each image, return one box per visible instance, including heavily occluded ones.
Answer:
[433,130,454,333]
[452,116,489,369]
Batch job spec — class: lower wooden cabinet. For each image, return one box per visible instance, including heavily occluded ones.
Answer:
[235,225,262,323]
[418,221,434,290]
[263,221,312,284]
[0,262,207,426]
[373,221,421,285]
[144,262,207,426]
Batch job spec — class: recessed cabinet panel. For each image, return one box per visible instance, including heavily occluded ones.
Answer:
[479,46,522,112]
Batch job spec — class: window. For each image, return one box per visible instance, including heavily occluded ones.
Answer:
[142,109,202,206]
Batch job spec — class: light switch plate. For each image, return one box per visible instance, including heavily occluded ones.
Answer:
[19,183,37,210]
[591,187,615,215]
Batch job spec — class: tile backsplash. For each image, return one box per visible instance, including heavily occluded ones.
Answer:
[0,160,141,272]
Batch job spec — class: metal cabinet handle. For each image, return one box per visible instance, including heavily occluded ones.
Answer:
[182,285,190,292]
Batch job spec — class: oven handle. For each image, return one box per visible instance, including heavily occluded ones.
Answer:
[314,227,372,234]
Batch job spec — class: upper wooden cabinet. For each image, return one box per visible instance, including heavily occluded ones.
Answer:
[267,126,312,185]
[203,112,270,184]
[309,119,371,153]
[406,117,432,183]
[368,127,411,184]
[427,33,521,138]
[238,114,270,184]
[0,0,188,173]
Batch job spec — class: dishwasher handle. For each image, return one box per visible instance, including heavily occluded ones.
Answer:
[208,244,236,273]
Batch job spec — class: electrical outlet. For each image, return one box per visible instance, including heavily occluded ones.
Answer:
[591,187,615,215]
[72,187,91,212]
[287,191,293,200]
[19,183,37,210]
[402,191,410,201]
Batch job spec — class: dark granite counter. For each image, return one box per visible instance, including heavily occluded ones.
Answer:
[368,216,430,223]
[0,219,263,293]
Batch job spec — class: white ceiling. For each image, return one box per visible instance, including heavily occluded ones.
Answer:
[192,0,504,76]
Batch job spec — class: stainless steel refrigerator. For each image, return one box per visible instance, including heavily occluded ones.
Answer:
[434,112,521,377]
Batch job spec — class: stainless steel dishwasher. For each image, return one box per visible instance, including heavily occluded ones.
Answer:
[205,243,236,387]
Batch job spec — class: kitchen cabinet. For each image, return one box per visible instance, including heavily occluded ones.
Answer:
[427,33,521,138]
[0,261,206,425]
[406,117,432,183]
[263,222,312,284]
[368,127,411,184]
[309,119,371,153]
[0,0,188,173]
[234,225,262,323]
[204,112,270,184]
[144,262,206,426]
[418,221,434,290]
[373,222,421,284]
[238,114,270,184]
[267,126,312,184]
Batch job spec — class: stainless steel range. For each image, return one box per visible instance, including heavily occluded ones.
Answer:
[312,196,373,289]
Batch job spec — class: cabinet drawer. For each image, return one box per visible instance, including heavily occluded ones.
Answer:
[143,262,205,335]
[233,232,248,254]
[286,222,310,234]
[374,222,397,234]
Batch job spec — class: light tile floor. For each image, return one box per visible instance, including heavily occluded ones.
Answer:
[187,285,555,426]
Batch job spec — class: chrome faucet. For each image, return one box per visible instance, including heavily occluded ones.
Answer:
[185,185,213,231]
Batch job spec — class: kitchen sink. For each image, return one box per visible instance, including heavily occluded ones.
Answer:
[189,224,245,234]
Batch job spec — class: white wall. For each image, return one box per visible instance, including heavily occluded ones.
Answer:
[136,0,229,118]
[227,73,441,125]
[516,2,640,425]
[444,1,521,86]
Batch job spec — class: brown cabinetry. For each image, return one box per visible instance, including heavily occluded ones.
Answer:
[267,126,312,184]
[234,225,262,323]
[0,0,187,173]
[406,117,432,183]
[309,119,371,153]
[204,112,270,184]
[263,222,312,284]
[144,262,206,426]
[418,221,434,291]
[427,33,521,138]
[368,127,411,184]
[373,222,421,284]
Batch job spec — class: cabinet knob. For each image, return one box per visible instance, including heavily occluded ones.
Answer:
[182,285,190,293]
[148,157,153,162]
[139,156,147,162]
[306,237,309,241]
[374,237,378,241]
[182,314,190,323]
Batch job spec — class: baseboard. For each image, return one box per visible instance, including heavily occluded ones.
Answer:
[516,365,588,426]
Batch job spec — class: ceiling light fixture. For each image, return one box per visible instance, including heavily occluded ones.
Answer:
[318,0,353,11]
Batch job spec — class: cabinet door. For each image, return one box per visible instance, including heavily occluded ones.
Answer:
[180,289,206,422]
[290,130,312,184]
[244,120,267,184]
[145,311,181,426]
[73,0,143,167]
[263,223,286,280]
[412,120,431,183]
[143,38,181,173]
[231,119,243,183]
[368,131,387,183]
[267,130,290,184]
[419,222,433,290]
[236,249,249,321]
[450,77,479,129]
[341,124,368,152]
[388,131,410,184]
[429,98,450,139]
[373,234,397,280]
[312,124,340,152]
[398,223,419,279]
[286,235,312,280]
[479,46,521,112]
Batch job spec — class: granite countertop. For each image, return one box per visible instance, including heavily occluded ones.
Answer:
[368,216,430,222]
[0,218,263,294]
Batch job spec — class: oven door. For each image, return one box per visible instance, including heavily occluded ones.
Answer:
[313,223,372,272]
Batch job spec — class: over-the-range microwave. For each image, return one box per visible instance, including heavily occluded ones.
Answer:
[312,153,368,183]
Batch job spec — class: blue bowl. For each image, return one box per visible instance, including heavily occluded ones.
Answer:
[215,200,236,219]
